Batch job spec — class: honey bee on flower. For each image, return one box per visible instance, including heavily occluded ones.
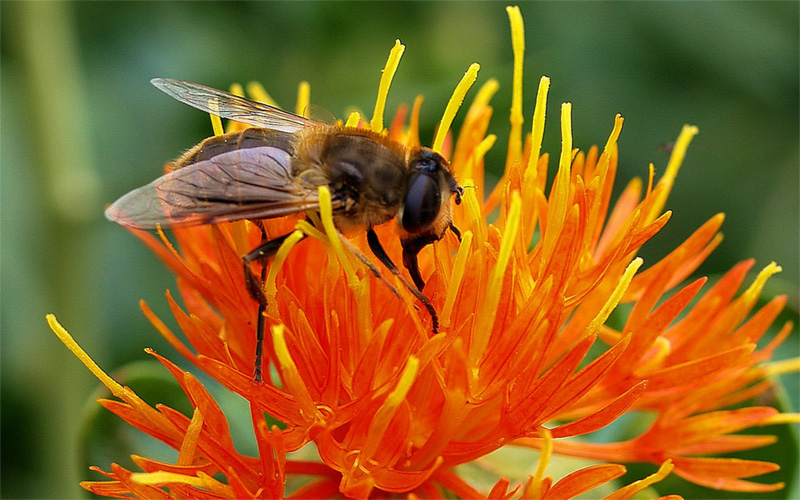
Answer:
[105,74,465,381]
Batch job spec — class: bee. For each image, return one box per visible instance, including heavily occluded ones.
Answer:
[106,79,463,381]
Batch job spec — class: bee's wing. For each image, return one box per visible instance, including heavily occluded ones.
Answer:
[106,147,334,230]
[151,78,316,133]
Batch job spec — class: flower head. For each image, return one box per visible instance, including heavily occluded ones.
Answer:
[50,6,797,499]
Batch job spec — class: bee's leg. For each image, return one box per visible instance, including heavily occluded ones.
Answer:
[337,235,404,299]
[366,228,439,333]
[242,231,306,382]
[399,233,439,292]
[448,223,462,242]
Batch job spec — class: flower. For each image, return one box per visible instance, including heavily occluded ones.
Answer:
[49,5,798,499]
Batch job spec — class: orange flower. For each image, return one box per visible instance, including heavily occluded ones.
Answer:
[49,5,797,499]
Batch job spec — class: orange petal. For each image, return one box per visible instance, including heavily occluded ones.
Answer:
[550,380,646,438]
[547,464,626,499]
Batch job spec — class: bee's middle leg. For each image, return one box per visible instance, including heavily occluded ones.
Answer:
[243,231,306,382]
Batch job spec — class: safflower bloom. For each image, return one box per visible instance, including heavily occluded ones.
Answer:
[49,6,798,499]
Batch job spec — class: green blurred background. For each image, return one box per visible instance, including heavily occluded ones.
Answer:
[1,2,797,498]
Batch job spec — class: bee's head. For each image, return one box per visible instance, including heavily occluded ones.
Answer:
[399,148,462,235]
[396,147,463,292]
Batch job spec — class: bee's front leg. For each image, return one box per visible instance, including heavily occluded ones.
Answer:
[400,233,439,292]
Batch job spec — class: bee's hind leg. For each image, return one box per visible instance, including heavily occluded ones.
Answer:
[242,230,306,382]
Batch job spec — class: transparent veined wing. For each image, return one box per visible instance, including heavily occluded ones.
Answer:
[151,78,316,133]
[105,147,335,229]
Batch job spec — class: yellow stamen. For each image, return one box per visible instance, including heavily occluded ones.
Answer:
[441,230,474,327]
[665,124,699,182]
[228,83,244,97]
[541,103,573,261]
[603,460,675,499]
[506,5,525,169]
[130,471,215,489]
[318,186,357,285]
[462,178,485,244]
[454,78,498,175]
[246,81,278,106]
[464,134,496,182]
[762,413,800,425]
[645,459,676,486]
[602,114,624,158]
[765,357,800,377]
[476,134,497,158]
[226,83,250,133]
[46,314,125,398]
[530,427,553,492]
[265,229,306,314]
[586,258,644,337]
[559,103,574,172]
[585,115,624,246]
[371,40,405,133]
[307,198,370,343]
[432,63,481,154]
[177,407,204,466]
[345,111,362,128]
[740,262,782,309]
[471,191,521,369]
[527,76,551,175]
[384,356,419,411]
[407,94,424,146]
[208,99,224,137]
[272,324,321,421]
[361,356,419,462]
[473,78,500,110]
[295,81,310,118]
[647,124,699,223]
[49,318,179,458]
[295,219,327,241]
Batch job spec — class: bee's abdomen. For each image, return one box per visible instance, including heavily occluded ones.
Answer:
[165,128,296,173]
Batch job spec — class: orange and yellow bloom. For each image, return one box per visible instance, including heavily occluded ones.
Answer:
[50,6,797,499]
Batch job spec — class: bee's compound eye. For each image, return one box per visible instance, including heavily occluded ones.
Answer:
[401,173,441,233]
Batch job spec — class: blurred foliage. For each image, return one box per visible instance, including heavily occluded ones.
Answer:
[1,2,797,498]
